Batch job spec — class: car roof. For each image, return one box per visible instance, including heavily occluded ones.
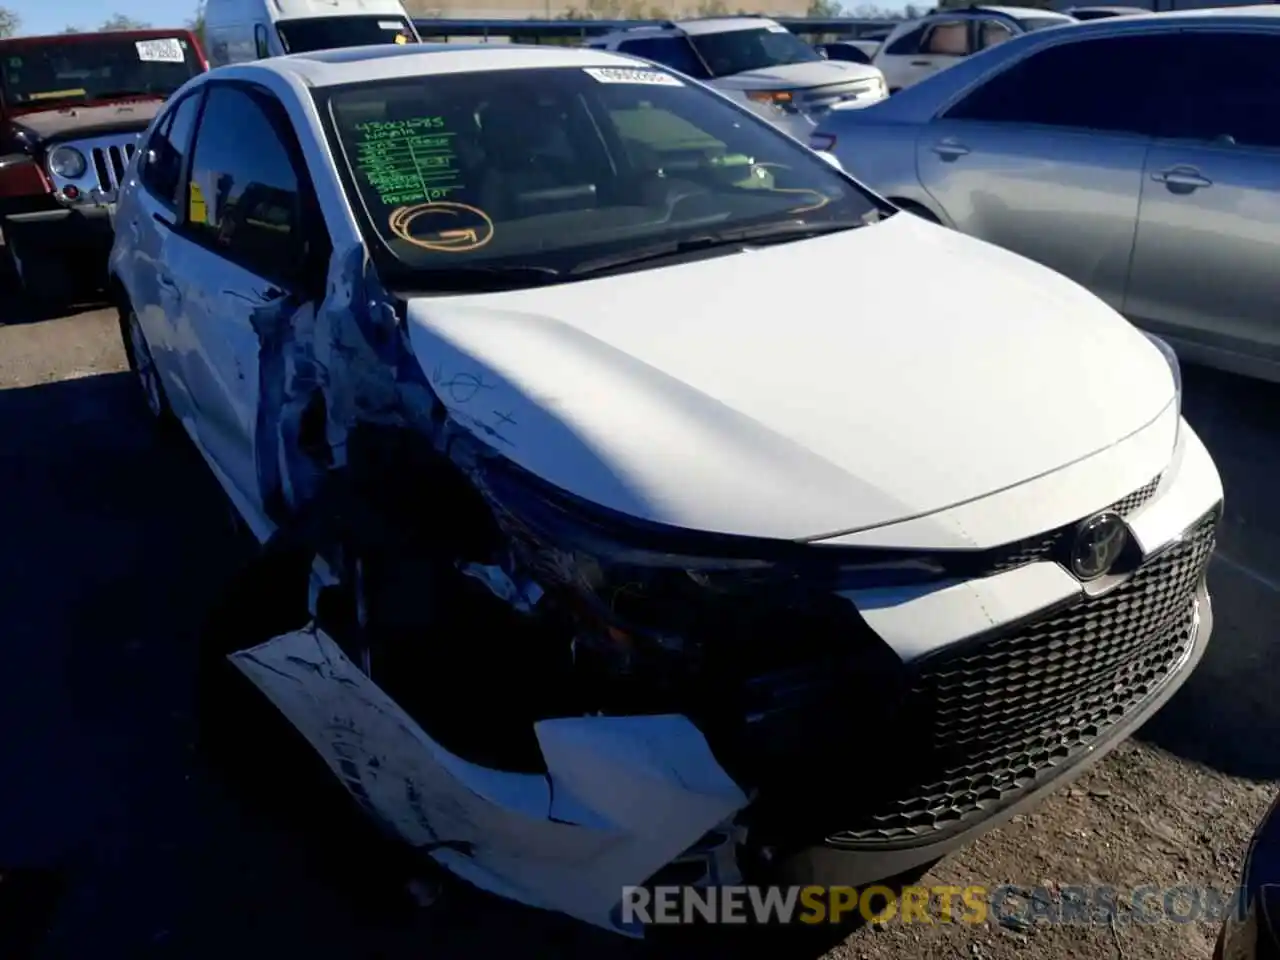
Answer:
[1068,3,1280,24]
[969,5,1076,19]
[592,15,781,43]
[1142,2,1280,19]
[239,42,652,87]
[674,16,780,34]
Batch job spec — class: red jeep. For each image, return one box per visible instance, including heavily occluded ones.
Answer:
[0,29,208,308]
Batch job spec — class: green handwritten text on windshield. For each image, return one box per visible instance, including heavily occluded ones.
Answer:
[352,117,464,206]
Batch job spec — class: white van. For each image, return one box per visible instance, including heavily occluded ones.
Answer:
[203,0,421,66]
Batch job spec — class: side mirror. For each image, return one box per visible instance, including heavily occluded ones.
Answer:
[816,150,843,172]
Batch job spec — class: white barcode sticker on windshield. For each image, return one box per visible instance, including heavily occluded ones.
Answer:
[583,67,683,86]
[135,38,185,62]
[378,20,404,29]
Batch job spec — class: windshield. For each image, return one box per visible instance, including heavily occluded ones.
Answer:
[0,35,203,109]
[277,15,417,53]
[689,27,823,77]
[320,65,882,288]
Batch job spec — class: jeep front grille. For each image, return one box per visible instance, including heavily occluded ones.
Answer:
[91,142,137,194]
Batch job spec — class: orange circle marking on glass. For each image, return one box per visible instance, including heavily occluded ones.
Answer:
[388,201,495,253]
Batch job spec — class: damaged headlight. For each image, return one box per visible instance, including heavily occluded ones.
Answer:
[476,461,946,676]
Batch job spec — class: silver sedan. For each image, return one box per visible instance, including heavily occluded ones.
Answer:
[811,8,1280,384]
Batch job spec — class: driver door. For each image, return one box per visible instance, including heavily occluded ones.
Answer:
[159,81,330,527]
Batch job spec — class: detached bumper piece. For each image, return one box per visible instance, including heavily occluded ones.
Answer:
[820,509,1217,849]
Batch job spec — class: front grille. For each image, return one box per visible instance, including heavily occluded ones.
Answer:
[983,472,1163,575]
[90,141,137,193]
[825,509,1217,847]
[799,79,880,111]
[47,134,140,203]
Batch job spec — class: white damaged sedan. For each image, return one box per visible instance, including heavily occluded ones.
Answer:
[109,42,1222,934]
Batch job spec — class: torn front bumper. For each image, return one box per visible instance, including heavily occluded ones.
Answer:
[231,628,748,936]
[230,542,1214,938]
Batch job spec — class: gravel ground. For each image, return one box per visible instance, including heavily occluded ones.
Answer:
[1,293,1277,960]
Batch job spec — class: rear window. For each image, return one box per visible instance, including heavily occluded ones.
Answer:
[0,34,203,108]
[319,64,880,286]
[277,16,417,53]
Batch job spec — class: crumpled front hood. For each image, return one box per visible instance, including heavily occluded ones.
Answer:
[404,213,1174,541]
[9,99,163,141]
[713,58,882,90]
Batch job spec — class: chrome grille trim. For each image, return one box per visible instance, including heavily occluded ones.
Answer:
[46,134,140,205]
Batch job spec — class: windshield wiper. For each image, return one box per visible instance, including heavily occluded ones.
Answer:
[401,264,562,293]
[570,218,870,277]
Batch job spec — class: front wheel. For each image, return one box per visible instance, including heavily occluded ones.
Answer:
[119,304,173,424]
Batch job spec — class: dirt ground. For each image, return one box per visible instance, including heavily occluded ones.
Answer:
[2,297,1278,960]
[834,745,1275,960]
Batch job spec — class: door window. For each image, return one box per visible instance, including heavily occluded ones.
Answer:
[183,83,309,284]
[883,23,927,55]
[979,19,1015,49]
[1154,32,1280,149]
[139,91,203,210]
[254,24,271,59]
[920,21,971,56]
[617,36,710,78]
[942,34,1173,135]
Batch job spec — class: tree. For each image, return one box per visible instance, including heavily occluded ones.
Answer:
[64,25,85,32]
[0,5,19,38]
[100,13,153,31]
[849,2,910,17]
[806,0,844,16]
[188,0,206,44]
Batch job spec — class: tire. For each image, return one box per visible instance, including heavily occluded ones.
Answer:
[195,535,435,920]
[195,536,314,763]
[3,231,74,316]
[118,302,175,426]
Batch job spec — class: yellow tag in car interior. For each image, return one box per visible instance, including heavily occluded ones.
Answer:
[28,88,87,101]
[395,33,407,44]
[189,181,207,224]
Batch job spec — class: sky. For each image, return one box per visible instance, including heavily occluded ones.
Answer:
[7,0,198,36]
[6,0,914,37]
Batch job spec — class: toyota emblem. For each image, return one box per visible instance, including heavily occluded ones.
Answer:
[1069,512,1129,581]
